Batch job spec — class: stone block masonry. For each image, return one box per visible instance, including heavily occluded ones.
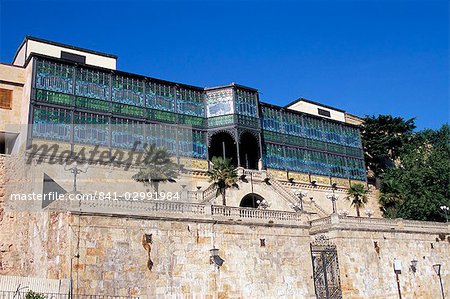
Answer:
[68,215,316,297]
[0,155,449,298]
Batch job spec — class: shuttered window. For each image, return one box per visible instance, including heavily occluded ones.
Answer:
[0,89,13,109]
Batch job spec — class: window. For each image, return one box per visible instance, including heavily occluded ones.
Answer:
[318,108,331,117]
[0,89,13,109]
[61,51,86,64]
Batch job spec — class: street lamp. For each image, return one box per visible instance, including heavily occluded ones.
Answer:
[433,264,445,299]
[210,247,224,269]
[64,161,88,193]
[393,259,403,299]
[257,198,271,209]
[364,209,374,218]
[410,259,418,273]
[292,189,307,212]
[326,193,339,214]
[440,205,449,222]
[338,209,349,216]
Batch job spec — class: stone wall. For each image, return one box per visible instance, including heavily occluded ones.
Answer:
[311,215,449,299]
[1,155,449,298]
[67,214,315,298]
[335,229,448,299]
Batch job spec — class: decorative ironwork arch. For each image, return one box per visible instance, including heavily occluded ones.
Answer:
[237,128,260,143]
[207,129,237,144]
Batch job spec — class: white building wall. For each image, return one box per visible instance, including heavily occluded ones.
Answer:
[288,100,346,122]
[13,39,116,70]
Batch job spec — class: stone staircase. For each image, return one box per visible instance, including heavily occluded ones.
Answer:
[198,168,329,217]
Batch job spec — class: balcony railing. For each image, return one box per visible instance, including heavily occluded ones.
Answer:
[211,205,304,222]
[66,196,307,226]
[310,214,449,234]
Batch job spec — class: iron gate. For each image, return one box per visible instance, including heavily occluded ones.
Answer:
[310,235,342,299]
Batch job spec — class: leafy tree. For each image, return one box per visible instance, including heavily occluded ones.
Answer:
[380,125,450,221]
[362,115,416,183]
[346,183,369,217]
[207,156,239,206]
[132,144,179,193]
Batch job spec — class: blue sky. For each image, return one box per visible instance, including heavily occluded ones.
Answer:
[1,0,448,129]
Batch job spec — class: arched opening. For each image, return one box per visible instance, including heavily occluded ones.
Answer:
[240,193,265,208]
[209,131,238,166]
[239,131,260,170]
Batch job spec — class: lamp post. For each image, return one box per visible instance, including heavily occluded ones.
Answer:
[64,161,88,193]
[364,209,374,218]
[393,259,402,299]
[257,198,271,209]
[338,209,349,216]
[69,253,80,298]
[293,189,307,212]
[326,192,339,214]
[440,206,449,222]
[433,264,445,299]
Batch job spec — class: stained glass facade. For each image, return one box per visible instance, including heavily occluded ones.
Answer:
[261,104,365,180]
[30,56,365,180]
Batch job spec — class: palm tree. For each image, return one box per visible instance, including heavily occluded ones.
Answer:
[379,178,405,218]
[207,156,239,206]
[346,183,369,217]
[132,144,179,193]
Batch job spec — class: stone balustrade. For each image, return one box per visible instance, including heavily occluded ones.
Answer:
[67,196,308,226]
[211,205,305,223]
[60,194,450,232]
[310,214,449,234]
[201,183,217,203]
[237,167,268,181]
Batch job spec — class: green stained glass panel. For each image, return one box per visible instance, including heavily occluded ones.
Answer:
[35,89,72,106]
[112,103,144,118]
[208,115,234,127]
[178,115,206,128]
[146,109,177,123]
[76,96,110,112]
[263,130,284,143]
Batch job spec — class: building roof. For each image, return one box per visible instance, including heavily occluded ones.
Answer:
[285,97,346,113]
[12,36,118,64]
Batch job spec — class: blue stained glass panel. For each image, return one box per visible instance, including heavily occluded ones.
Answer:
[261,107,283,132]
[283,112,304,137]
[303,115,323,141]
[192,130,207,159]
[74,112,109,146]
[264,143,285,169]
[146,82,175,112]
[146,123,177,155]
[111,118,145,149]
[112,75,144,106]
[32,106,71,141]
[176,88,205,117]
[75,68,109,100]
[206,89,234,117]
[36,59,73,94]
[235,89,258,117]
